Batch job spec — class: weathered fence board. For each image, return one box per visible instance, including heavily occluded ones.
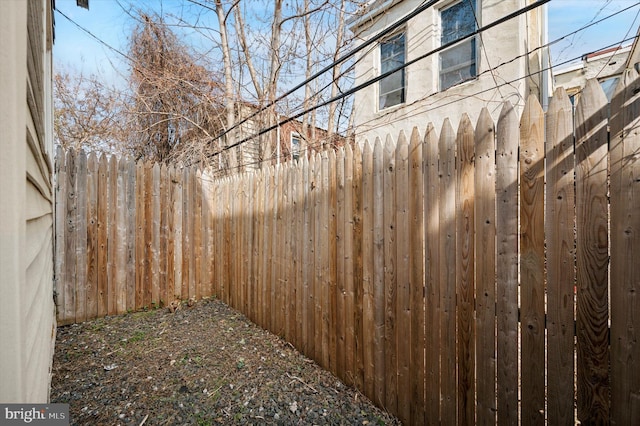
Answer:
[575,79,611,424]
[496,101,520,426]
[55,79,640,425]
[545,87,576,426]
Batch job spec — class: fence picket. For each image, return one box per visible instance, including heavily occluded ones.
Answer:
[115,158,127,314]
[409,128,425,424]
[496,101,519,426]
[423,123,440,426]
[520,95,546,425]
[54,146,67,324]
[475,108,496,425]
[545,87,576,425]
[395,132,411,425]
[383,136,397,412]
[76,151,87,323]
[610,68,640,425]
[575,79,611,423]
[335,148,346,381]
[456,114,475,426]
[362,140,375,399]
[372,139,386,409]
[344,145,355,387]
[439,119,457,424]
[125,159,136,312]
[85,153,98,321]
[97,155,108,317]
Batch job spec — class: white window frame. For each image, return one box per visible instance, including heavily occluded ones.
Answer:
[291,132,301,161]
[378,31,406,110]
[439,0,479,91]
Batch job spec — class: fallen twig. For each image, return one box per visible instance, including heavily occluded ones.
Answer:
[286,372,317,393]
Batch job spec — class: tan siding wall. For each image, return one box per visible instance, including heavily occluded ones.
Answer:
[0,0,55,403]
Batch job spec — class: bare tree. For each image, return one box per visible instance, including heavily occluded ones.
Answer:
[53,67,128,154]
[128,12,225,164]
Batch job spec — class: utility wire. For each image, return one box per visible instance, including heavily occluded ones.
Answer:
[213,34,638,175]
[209,0,551,159]
[208,0,444,144]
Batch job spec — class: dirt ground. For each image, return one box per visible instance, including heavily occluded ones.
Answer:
[50,298,400,425]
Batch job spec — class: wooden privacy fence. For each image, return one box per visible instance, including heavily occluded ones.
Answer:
[54,74,640,425]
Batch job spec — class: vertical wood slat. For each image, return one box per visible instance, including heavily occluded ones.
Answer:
[115,158,127,314]
[456,114,475,426]
[439,119,457,424]
[361,141,375,399]
[125,159,136,312]
[382,136,397,413]
[294,165,305,352]
[182,167,191,301]
[135,161,144,309]
[64,149,77,325]
[409,128,425,424]
[173,166,183,302]
[545,87,576,426]
[352,143,365,391]
[395,132,411,425]
[313,155,323,361]
[328,151,338,376]
[301,157,311,353]
[54,147,67,324]
[372,139,386,409]
[610,68,640,425]
[159,164,169,306]
[193,169,202,302]
[85,153,98,321]
[320,153,331,368]
[97,155,108,317]
[335,148,346,382]
[475,108,496,425]
[496,101,520,426]
[166,165,175,305]
[575,79,611,424]
[107,155,118,315]
[424,123,441,425]
[75,150,87,323]
[343,146,355,386]
[520,95,546,426]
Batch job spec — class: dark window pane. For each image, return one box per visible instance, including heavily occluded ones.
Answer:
[441,0,476,44]
[379,32,405,109]
[440,39,476,89]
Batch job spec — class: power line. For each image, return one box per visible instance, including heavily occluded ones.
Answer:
[208,0,445,145]
[209,0,551,159]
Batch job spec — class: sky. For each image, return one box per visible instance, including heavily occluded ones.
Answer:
[53,0,640,86]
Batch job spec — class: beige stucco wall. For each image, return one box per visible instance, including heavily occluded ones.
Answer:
[0,0,56,403]
[351,0,545,144]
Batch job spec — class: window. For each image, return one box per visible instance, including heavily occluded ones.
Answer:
[379,32,406,109]
[440,0,477,90]
[291,133,301,161]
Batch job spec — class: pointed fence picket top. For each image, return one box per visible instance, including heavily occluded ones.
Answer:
[54,86,640,425]
[545,86,576,425]
[609,67,640,426]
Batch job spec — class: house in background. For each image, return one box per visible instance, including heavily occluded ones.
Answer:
[0,0,56,402]
[349,0,549,144]
[554,33,640,104]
